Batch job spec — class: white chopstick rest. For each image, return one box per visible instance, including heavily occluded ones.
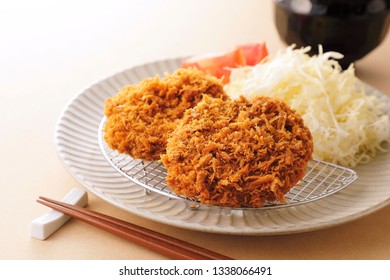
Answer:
[31,188,88,240]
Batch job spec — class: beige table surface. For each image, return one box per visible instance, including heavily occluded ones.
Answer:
[1,0,390,260]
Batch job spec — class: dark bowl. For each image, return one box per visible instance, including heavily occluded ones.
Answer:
[274,0,390,68]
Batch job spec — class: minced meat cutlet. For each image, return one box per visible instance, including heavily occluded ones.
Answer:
[103,68,227,161]
[161,95,313,208]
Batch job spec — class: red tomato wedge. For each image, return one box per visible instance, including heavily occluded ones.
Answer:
[182,48,246,84]
[182,43,268,84]
[237,43,269,66]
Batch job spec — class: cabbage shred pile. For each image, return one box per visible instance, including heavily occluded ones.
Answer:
[225,46,390,167]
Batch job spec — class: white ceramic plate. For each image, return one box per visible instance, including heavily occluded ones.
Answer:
[54,57,390,235]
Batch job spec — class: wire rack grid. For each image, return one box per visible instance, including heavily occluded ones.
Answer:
[98,119,358,210]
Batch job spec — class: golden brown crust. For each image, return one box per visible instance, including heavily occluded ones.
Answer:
[161,95,313,207]
[103,68,227,161]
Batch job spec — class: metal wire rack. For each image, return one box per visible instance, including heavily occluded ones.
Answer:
[98,119,358,210]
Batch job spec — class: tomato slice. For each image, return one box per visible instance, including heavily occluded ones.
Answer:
[182,43,268,84]
[237,43,269,66]
[182,48,246,84]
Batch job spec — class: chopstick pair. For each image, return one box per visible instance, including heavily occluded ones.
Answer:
[37,196,234,260]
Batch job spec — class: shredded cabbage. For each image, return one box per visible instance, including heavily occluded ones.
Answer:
[225,46,390,167]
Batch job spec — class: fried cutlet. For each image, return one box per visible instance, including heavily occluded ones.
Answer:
[103,68,227,161]
[161,95,313,208]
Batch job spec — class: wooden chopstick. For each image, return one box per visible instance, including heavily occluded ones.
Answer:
[37,196,234,260]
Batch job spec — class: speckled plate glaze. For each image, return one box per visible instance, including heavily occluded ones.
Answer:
[54,57,390,235]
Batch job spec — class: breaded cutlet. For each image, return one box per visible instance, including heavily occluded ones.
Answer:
[161,95,313,207]
[103,67,227,161]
